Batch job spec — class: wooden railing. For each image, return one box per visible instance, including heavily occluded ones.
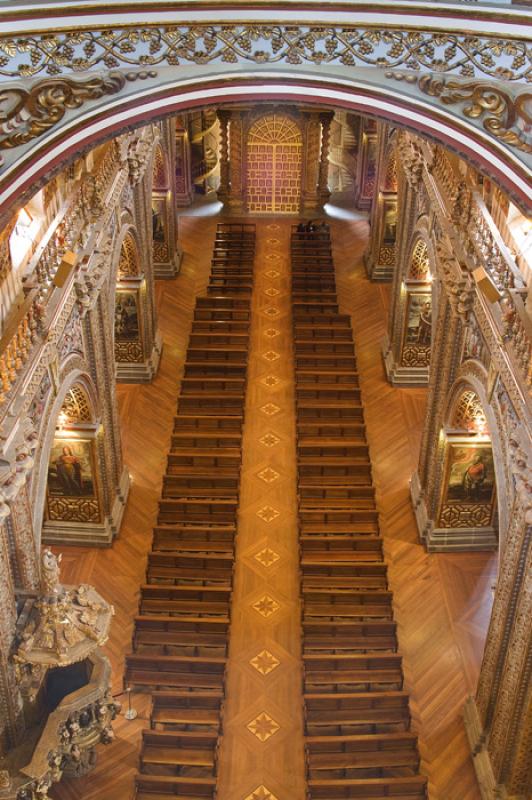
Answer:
[0,291,43,405]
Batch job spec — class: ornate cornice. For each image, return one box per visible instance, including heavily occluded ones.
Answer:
[0,25,528,83]
[417,75,531,155]
[0,70,155,156]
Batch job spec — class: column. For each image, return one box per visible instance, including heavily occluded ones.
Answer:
[151,119,182,279]
[174,114,194,207]
[365,123,399,282]
[353,118,377,210]
[227,111,245,213]
[301,112,322,213]
[318,111,334,204]
[217,110,230,203]
[464,495,531,798]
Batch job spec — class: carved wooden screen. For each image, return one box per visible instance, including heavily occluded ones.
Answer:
[247,115,302,213]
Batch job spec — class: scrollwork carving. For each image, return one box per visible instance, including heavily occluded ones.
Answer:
[417,75,532,155]
[0,73,127,150]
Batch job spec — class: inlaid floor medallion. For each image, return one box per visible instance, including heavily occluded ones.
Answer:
[254,547,281,567]
[260,403,281,416]
[259,432,281,448]
[244,786,279,800]
[256,505,280,523]
[247,713,281,742]
[250,650,281,675]
[257,467,280,483]
[252,595,281,618]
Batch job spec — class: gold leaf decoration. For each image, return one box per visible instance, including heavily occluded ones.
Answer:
[417,74,532,154]
[0,72,127,149]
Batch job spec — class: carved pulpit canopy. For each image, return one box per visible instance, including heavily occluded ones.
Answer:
[14,549,113,670]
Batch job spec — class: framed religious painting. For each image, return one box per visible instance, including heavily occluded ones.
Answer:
[400,291,432,367]
[114,286,144,364]
[46,436,101,523]
[437,438,496,529]
[381,197,398,246]
[151,196,169,262]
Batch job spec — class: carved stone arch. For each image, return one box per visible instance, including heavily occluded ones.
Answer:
[31,368,101,550]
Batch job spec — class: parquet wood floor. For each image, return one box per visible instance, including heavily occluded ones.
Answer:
[51,214,496,800]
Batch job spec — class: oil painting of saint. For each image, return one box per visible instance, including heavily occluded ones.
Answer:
[405,292,432,346]
[47,439,96,498]
[443,443,495,505]
[114,292,140,342]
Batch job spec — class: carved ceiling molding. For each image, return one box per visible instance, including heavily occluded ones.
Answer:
[418,75,532,155]
[0,26,528,82]
[0,70,156,157]
[386,71,531,156]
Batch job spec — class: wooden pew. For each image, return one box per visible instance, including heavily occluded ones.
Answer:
[307,775,428,798]
[140,730,218,776]
[304,691,412,735]
[135,772,216,798]
[303,654,404,693]
[125,653,227,691]
[303,620,396,653]
[150,690,224,731]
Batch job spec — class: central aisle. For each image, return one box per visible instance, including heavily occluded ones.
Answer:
[216,221,306,800]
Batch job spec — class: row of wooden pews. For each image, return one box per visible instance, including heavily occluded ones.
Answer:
[126,222,256,799]
[291,226,428,800]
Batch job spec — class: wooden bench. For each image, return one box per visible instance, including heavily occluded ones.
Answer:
[158,498,238,525]
[146,552,234,585]
[306,731,420,776]
[189,331,249,346]
[299,508,379,527]
[150,690,223,731]
[303,654,404,693]
[167,448,241,468]
[307,775,427,798]
[152,525,235,553]
[177,394,245,415]
[139,585,231,618]
[190,319,250,334]
[135,772,216,798]
[295,356,358,371]
[125,653,226,691]
[173,415,243,433]
[162,477,239,501]
[304,691,412,735]
[171,431,242,449]
[134,615,230,653]
[303,620,396,653]
[140,729,218,775]
[301,563,387,589]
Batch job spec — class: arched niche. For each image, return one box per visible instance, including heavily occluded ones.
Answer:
[151,143,171,266]
[384,218,436,387]
[399,236,434,372]
[38,374,115,547]
[433,381,500,549]
[114,230,145,373]
[112,224,162,382]
[246,113,304,214]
